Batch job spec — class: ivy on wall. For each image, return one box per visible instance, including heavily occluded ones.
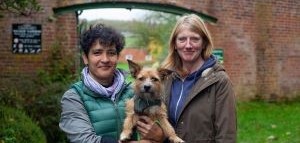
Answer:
[0,0,42,17]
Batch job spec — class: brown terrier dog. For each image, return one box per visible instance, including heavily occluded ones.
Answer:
[120,60,184,143]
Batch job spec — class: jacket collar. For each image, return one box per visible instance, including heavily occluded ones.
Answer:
[165,63,225,109]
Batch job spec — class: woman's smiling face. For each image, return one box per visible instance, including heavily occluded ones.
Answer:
[82,41,118,86]
[175,26,203,64]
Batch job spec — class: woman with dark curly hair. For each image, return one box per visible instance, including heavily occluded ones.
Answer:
[59,24,164,143]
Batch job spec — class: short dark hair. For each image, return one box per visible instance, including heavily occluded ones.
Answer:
[80,24,125,56]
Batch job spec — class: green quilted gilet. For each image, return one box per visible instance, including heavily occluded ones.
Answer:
[72,81,134,139]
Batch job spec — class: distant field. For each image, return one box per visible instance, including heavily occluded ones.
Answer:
[125,36,140,47]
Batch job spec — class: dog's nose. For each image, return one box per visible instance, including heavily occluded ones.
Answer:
[144,85,151,92]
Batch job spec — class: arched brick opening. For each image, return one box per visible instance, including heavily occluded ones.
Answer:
[53,1,218,23]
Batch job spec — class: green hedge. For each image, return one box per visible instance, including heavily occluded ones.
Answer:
[0,106,46,143]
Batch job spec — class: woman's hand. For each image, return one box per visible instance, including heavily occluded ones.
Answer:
[136,116,165,142]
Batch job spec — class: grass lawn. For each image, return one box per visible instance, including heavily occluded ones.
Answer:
[237,101,300,143]
[117,62,133,82]
[117,62,129,71]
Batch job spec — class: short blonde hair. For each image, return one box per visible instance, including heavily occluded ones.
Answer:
[161,14,214,76]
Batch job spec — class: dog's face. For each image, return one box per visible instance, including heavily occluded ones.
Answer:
[127,60,172,100]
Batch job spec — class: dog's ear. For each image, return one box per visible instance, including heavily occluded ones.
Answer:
[127,59,142,78]
[158,68,173,81]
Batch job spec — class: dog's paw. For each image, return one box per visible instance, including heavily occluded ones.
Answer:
[169,136,184,143]
[119,132,130,141]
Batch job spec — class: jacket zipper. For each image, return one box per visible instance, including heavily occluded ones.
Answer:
[175,79,184,123]
[113,83,130,137]
[174,78,187,126]
[174,74,217,127]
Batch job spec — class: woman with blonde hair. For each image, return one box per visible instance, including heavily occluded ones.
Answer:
[161,14,237,142]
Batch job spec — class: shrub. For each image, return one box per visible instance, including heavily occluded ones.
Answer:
[26,39,77,143]
[0,106,46,143]
[26,82,70,143]
[0,38,77,143]
[0,77,70,143]
[0,77,39,110]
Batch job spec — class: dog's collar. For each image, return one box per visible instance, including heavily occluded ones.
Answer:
[134,98,161,115]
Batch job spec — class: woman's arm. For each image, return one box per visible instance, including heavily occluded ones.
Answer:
[214,73,237,143]
[59,89,116,143]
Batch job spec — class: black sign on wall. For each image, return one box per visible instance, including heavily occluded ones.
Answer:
[12,24,42,54]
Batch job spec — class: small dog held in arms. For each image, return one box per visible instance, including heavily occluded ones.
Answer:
[120,60,184,143]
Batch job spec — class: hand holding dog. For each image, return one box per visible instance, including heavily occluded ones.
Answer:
[119,116,165,143]
[136,116,165,142]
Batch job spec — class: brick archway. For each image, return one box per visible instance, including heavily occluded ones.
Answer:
[53,1,217,23]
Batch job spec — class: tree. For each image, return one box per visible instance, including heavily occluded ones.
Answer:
[131,12,178,62]
[0,0,42,17]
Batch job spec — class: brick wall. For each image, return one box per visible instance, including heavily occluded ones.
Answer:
[0,0,79,82]
[0,0,299,100]
[206,0,300,100]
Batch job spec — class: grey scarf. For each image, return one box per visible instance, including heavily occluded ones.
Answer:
[81,67,125,101]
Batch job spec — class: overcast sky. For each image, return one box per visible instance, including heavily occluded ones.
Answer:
[78,8,149,21]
